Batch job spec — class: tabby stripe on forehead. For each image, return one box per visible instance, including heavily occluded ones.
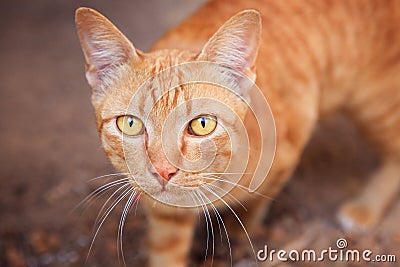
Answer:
[183,85,192,115]
[166,84,181,108]
[171,84,183,107]
[138,91,145,115]
[150,78,157,105]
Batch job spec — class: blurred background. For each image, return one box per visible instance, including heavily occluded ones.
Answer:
[0,0,398,266]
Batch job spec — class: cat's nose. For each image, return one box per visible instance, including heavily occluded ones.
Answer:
[153,165,178,182]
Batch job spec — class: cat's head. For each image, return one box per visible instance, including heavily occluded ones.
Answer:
[75,8,261,206]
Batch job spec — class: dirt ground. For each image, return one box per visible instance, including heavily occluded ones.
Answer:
[0,1,399,267]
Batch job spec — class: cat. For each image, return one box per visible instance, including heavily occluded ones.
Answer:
[75,0,400,266]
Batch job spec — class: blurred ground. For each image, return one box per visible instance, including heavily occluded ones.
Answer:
[0,1,399,267]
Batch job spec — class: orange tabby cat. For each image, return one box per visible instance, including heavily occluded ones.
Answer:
[75,0,400,266]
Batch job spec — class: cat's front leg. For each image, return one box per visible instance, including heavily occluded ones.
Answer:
[338,157,400,232]
[145,200,196,267]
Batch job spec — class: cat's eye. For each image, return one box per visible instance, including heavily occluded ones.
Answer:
[116,115,144,136]
[188,115,217,136]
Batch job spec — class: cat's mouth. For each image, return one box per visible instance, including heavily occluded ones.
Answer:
[154,175,168,192]
[148,168,203,190]
[149,182,201,206]
[128,171,230,207]
[155,176,202,193]
[128,169,216,206]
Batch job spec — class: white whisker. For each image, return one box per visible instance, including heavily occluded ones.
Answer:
[203,182,247,212]
[198,189,233,267]
[118,191,136,267]
[86,186,133,262]
[202,175,274,201]
[94,183,131,227]
[133,193,142,216]
[88,172,130,182]
[196,190,215,266]
[192,190,210,264]
[200,184,257,263]
[74,177,130,213]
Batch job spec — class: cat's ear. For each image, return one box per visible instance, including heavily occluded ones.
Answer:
[75,7,141,93]
[197,10,261,83]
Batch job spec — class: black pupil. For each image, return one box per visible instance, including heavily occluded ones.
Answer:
[128,117,134,127]
[200,117,206,128]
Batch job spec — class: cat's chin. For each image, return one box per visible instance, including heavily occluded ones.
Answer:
[151,189,171,201]
[144,185,200,207]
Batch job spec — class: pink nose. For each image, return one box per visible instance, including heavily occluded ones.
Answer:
[154,166,177,181]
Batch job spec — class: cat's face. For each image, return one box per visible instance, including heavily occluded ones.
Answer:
[75,8,261,206]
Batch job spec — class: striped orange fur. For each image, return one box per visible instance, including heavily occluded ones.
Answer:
[75,1,400,266]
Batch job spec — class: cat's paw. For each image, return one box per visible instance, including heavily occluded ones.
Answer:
[337,201,376,233]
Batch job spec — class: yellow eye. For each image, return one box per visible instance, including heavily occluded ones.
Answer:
[189,115,217,136]
[116,115,144,136]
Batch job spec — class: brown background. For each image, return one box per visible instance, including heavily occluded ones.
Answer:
[0,0,399,266]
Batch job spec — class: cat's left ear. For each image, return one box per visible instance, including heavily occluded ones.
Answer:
[75,7,141,94]
[197,10,261,83]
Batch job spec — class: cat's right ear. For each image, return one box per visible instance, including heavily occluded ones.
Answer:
[196,10,261,83]
[75,7,141,94]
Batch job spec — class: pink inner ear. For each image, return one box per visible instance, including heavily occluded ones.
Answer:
[84,35,130,71]
[197,10,261,75]
[76,8,139,89]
